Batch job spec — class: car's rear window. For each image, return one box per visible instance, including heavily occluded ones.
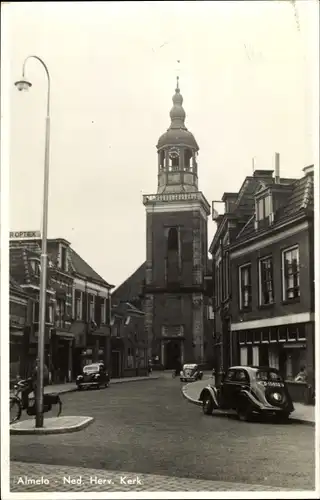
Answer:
[83,364,100,373]
[256,370,283,382]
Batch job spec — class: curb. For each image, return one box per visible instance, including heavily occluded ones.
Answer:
[10,416,94,435]
[30,376,161,397]
[181,384,315,426]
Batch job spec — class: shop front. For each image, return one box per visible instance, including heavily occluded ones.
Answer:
[235,322,314,403]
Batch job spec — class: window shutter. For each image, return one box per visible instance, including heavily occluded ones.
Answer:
[82,292,87,322]
[95,295,101,326]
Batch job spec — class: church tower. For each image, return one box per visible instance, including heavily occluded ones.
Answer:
[143,78,211,368]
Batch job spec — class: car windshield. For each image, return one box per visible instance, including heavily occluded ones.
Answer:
[256,370,283,382]
[83,364,100,373]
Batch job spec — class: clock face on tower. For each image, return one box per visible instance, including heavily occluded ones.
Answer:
[169,148,179,160]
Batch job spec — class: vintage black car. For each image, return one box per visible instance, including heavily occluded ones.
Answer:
[199,366,294,422]
[180,364,203,383]
[76,363,110,390]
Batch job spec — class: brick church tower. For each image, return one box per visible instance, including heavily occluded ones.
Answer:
[143,78,211,369]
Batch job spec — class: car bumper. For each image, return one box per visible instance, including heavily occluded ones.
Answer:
[180,377,197,382]
[76,381,100,386]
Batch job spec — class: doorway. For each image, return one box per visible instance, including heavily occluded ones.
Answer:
[164,340,181,369]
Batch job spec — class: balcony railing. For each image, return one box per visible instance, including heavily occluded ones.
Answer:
[143,191,210,207]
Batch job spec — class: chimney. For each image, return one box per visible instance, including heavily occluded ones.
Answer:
[303,164,314,176]
[275,152,280,184]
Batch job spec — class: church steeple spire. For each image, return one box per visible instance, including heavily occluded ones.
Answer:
[156,79,199,194]
[169,76,186,130]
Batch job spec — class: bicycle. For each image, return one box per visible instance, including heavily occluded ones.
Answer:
[10,377,62,424]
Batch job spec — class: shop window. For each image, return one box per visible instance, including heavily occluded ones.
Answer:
[240,347,248,366]
[253,331,261,344]
[252,346,259,366]
[297,325,306,340]
[288,327,297,342]
[259,256,274,305]
[282,246,300,301]
[278,326,287,342]
[262,329,269,343]
[239,264,252,310]
[246,331,253,344]
[239,331,246,345]
[270,328,278,342]
[127,347,134,369]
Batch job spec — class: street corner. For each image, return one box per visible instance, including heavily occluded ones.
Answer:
[181,379,207,406]
[10,416,94,435]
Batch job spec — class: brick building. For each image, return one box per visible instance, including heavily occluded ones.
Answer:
[9,236,113,383]
[142,78,213,369]
[111,264,148,377]
[209,161,315,399]
[9,277,34,382]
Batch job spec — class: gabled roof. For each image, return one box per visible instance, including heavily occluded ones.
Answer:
[112,262,146,304]
[235,172,314,242]
[9,238,113,288]
[68,247,113,288]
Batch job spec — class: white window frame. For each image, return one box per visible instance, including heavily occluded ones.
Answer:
[75,291,83,320]
[89,294,95,321]
[256,194,272,221]
[259,256,274,306]
[282,245,300,301]
[239,263,252,310]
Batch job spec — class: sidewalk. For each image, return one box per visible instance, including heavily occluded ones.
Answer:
[9,461,296,492]
[182,378,315,425]
[10,373,160,398]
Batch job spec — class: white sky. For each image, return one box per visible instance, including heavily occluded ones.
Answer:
[5,1,318,288]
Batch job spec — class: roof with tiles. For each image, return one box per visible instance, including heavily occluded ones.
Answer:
[235,170,314,241]
[112,262,146,305]
[9,239,113,288]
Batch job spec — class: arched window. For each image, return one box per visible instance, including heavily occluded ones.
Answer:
[184,149,192,170]
[168,227,179,252]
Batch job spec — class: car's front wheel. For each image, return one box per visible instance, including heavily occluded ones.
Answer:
[202,395,214,415]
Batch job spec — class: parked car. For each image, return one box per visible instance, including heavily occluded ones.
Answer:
[76,363,110,390]
[199,366,294,422]
[180,363,203,383]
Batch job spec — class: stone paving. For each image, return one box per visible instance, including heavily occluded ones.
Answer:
[182,378,316,424]
[10,461,294,492]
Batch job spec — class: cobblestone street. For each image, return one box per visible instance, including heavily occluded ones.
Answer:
[10,378,315,492]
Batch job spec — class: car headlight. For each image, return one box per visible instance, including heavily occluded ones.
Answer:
[77,375,83,380]
[273,392,282,402]
[94,374,100,378]
[180,371,183,376]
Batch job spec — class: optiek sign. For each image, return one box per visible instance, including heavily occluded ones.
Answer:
[9,230,41,239]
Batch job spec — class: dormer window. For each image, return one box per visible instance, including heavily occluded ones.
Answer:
[256,195,271,221]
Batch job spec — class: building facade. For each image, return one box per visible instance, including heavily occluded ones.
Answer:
[9,236,113,383]
[210,162,315,399]
[9,277,34,383]
[143,78,213,369]
[111,264,148,377]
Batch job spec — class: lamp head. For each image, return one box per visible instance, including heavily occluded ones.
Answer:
[15,79,32,91]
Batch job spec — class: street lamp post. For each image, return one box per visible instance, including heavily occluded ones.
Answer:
[15,56,51,428]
